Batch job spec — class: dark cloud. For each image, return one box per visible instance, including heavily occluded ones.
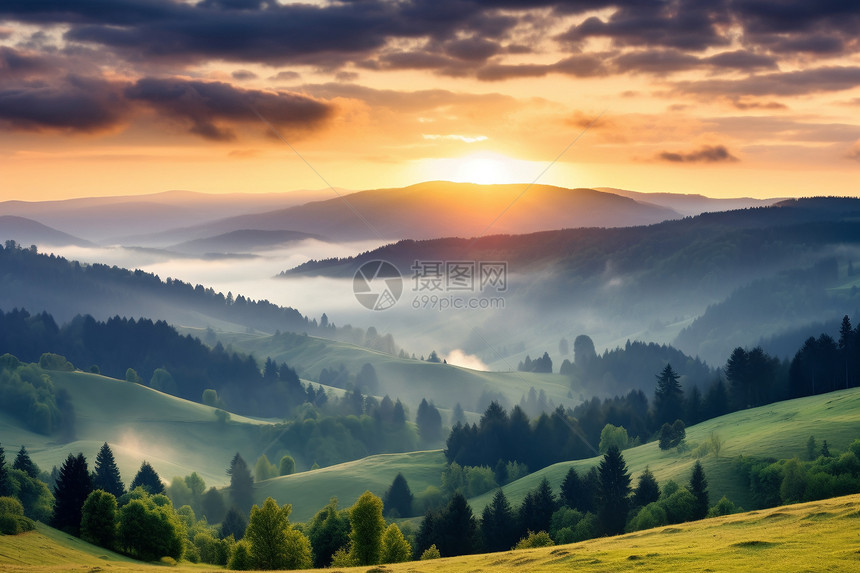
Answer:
[560,1,732,51]
[124,78,332,141]
[232,69,257,80]
[674,67,860,97]
[0,46,57,78]
[270,70,300,82]
[335,71,359,82]
[0,1,858,89]
[476,54,606,81]
[734,0,860,55]
[658,145,739,163]
[0,75,128,132]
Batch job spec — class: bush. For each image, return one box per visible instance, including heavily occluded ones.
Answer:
[228,540,253,570]
[380,523,412,563]
[330,546,356,567]
[626,503,667,532]
[0,496,34,535]
[38,353,74,371]
[81,490,117,548]
[514,531,554,549]
[707,496,742,517]
[420,544,441,560]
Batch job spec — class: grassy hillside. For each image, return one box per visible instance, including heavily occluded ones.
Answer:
[191,328,576,413]
[469,387,860,514]
[1,370,273,486]
[2,495,859,572]
[254,450,446,523]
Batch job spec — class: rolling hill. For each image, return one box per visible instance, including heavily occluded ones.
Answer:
[467,387,860,515]
[2,494,858,572]
[169,229,326,255]
[0,189,334,244]
[123,181,680,244]
[187,328,578,413]
[1,370,272,486]
[0,216,93,248]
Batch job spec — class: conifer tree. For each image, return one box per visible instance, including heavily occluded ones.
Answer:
[0,443,9,497]
[130,461,164,495]
[228,453,254,513]
[13,446,39,479]
[52,453,93,535]
[633,466,660,508]
[92,442,125,497]
[597,446,631,536]
[689,461,709,520]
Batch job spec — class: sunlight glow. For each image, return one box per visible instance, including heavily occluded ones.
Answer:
[416,152,555,185]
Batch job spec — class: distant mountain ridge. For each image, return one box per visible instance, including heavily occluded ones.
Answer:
[0,188,335,243]
[0,215,93,247]
[123,181,681,245]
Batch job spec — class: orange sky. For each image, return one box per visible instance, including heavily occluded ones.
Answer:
[1,1,859,201]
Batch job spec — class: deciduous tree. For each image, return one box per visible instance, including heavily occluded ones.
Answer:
[349,491,385,565]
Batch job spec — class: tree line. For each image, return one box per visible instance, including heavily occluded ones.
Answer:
[447,315,860,474]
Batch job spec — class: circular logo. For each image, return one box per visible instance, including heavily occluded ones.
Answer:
[353,260,403,310]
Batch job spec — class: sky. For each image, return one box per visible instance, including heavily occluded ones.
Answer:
[1,0,860,201]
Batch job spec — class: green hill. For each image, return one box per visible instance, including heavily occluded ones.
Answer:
[188,328,576,413]
[1,370,272,486]
[468,387,860,514]
[254,450,446,523]
[2,495,859,572]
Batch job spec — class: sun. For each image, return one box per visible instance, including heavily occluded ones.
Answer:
[454,152,514,185]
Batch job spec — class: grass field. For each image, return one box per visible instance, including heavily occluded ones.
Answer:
[255,450,446,522]
[187,327,577,414]
[0,370,272,486]
[2,494,859,572]
[468,387,860,514]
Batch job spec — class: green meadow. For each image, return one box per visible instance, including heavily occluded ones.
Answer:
[2,494,859,572]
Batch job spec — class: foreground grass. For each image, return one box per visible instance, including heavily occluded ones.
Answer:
[2,494,859,572]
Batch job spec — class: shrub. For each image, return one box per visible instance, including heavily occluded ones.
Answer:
[514,531,554,549]
[420,544,441,560]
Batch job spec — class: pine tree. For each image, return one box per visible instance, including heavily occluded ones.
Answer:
[0,443,9,497]
[481,489,517,552]
[633,466,661,508]
[688,461,709,520]
[382,473,413,518]
[13,446,39,479]
[92,442,125,497]
[654,364,684,426]
[228,453,254,513]
[130,461,164,494]
[597,445,631,536]
[416,399,443,444]
[438,493,480,557]
[519,477,556,535]
[52,453,93,535]
[220,507,247,540]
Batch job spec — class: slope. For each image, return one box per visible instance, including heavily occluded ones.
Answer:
[254,450,447,523]
[467,387,860,515]
[190,328,576,412]
[2,494,858,572]
[1,370,273,486]
[0,216,93,248]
